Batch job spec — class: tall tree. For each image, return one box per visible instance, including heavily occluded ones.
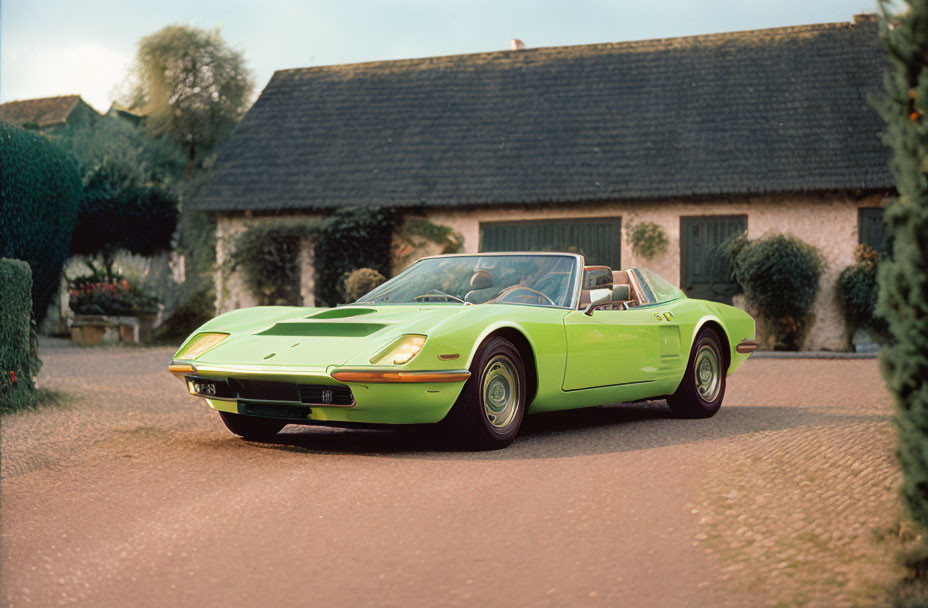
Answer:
[52,116,183,279]
[877,1,928,531]
[126,24,254,170]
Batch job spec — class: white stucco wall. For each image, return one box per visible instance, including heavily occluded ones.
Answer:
[420,192,885,351]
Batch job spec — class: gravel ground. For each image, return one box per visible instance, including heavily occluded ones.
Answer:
[0,339,902,607]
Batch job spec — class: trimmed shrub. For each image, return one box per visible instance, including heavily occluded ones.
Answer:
[154,288,215,340]
[344,268,386,301]
[731,234,824,350]
[69,176,178,275]
[0,123,82,324]
[836,244,888,342]
[0,259,38,413]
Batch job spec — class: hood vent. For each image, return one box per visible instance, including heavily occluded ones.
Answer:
[307,308,375,319]
[257,322,385,338]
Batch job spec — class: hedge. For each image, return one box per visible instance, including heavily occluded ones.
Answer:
[0,122,82,324]
[0,259,38,413]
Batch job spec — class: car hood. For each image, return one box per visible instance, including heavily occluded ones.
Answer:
[188,305,467,370]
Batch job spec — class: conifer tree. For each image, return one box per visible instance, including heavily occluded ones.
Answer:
[877,0,928,530]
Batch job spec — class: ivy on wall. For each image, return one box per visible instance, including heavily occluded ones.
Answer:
[230,219,320,306]
[627,221,669,259]
[226,209,464,307]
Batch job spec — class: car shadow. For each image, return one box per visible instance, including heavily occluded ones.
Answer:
[246,400,892,460]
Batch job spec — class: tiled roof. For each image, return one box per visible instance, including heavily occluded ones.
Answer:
[189,16,893,212]
[0,95,84,128]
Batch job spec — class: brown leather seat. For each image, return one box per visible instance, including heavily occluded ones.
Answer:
[612,270,637,308]
[612,270,630,285]
[579,266,614,309]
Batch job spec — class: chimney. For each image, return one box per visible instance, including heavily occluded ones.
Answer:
[853,13,877,25]
[510,39,525,51]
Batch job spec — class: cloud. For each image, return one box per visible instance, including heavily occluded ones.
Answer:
[1,39,131,111]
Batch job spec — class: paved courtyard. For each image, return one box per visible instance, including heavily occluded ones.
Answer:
[0,340,901,607]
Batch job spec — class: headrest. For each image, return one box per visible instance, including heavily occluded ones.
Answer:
[613,270,630,285]
[612,284,631,301]
[583,267,613,289]
[470,269,494,290]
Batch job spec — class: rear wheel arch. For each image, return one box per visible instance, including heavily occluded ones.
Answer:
[480,328,538,407]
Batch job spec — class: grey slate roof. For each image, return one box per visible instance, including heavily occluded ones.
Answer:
[189,16,893,212]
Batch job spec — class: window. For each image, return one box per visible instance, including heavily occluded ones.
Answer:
[858,208,888,253]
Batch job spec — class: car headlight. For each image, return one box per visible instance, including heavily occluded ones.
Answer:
[370,335,427,365]
[176,332,229,360]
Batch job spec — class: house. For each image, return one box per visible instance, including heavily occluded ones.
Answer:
[0,95,100,131]
[189,14,892,350]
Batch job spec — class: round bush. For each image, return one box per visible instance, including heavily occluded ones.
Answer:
[344,268,386,301]
[732,234,824,350]
[0,123,82,323]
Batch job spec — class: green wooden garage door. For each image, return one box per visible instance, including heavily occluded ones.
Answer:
[480,219,622,269]
[680,215,747,305]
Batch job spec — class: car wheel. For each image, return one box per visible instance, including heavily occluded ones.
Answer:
[667,327,726,419]
[446,336,527,450]
[218,411,286,441]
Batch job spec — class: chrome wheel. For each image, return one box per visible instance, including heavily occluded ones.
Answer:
[694,344,721,402]
[482,354,520,431]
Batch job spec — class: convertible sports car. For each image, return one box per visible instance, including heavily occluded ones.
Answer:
[169,252,756,449]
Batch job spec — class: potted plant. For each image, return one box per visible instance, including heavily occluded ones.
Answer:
[836,244,888,353]
[68,276,160,345]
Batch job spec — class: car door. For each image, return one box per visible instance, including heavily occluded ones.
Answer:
[561,306,665,391]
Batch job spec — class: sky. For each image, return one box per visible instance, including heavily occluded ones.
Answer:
[2,0,877,112]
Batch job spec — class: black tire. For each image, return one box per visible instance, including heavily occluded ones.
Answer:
[444,336,527,450]
[667,327,726,419]
[218,411,286,441]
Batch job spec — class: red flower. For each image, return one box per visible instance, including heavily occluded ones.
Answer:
[9,371,16,384]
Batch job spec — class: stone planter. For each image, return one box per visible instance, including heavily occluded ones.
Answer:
[70,315,142,346]
[852,328,881,354]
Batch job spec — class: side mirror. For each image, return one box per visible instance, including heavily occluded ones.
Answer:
[584,288,612,316]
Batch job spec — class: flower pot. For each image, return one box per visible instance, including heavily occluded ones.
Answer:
[852,328,881,354]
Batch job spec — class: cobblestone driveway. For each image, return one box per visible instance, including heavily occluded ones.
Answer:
[0,340,901,607]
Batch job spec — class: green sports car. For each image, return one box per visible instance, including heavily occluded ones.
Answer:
[170,252,756,450]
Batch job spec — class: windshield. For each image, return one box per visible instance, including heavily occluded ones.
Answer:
[357,254,579,308]
[633,268,685,304]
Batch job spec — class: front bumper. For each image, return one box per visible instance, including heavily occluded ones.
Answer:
[169,360,468,425]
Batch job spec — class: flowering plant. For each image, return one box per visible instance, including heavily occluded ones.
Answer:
[69,276,159,316]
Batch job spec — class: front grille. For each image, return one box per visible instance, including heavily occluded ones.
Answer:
[299,384,354,406]
[189,375,354,407]
[238,402,310,420]
[231,379,300,402]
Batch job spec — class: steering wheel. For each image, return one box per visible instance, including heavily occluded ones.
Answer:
[494,285,557,307]
[413,290,465,303]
